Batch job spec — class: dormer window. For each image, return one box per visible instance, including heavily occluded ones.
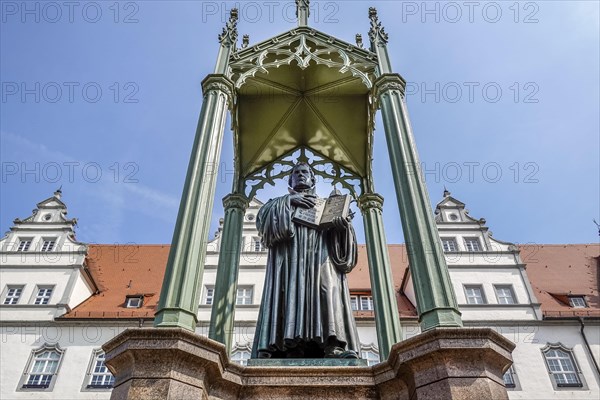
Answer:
[569,296,587,308]
[125,296,143,308]
[41,239,56,252]
[464,238,482,252]
[17,239,32,252]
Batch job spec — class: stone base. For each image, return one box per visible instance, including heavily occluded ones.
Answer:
[248,358,368,367]
[103,327,515,400]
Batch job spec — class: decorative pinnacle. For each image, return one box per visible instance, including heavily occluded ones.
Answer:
[443,187,450,197]
[355,34,363,48]
[368,7,389,45]
[296,0,310,26]
[218,8,238,46]
[242,34,249,49]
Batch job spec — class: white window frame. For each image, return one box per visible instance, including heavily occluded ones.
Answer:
[464,237,482,252]
[359,295,374,311]
[17,238,33,252]
[236,286,253,305]
[84,349,115,390]
[441,237,458,252]
[360,344,380,366]
[542,343,586,389]
[203,286,214,305]
[252,237,265,252]
[464,285,486,305]
[350,295,358,311]
[230,343,252,366]
[40,238,57,252]
[125,296,143,308]
[33,286,54,305]
[503,366,520,390]
[569,296,587,308]
[494,285,516,304]
[3,285,25,305]
[19,344,65,391]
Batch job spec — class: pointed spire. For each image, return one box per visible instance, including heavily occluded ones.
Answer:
[296,0,310,26]
[368,7,389,49]
[218,8,238,47]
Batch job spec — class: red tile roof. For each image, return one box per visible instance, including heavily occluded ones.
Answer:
[521,244,599,318]
[61,243,599,321]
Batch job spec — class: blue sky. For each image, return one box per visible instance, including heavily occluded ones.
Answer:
[1,0,599,246]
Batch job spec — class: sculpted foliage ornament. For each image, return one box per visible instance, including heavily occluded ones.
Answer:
[368,7,389,45]
[218,8,239,46]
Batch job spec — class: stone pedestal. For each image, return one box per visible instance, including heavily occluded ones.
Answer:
[103,328,514,400]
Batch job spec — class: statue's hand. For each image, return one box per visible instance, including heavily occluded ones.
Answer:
[331,215,350,231]
[290,193,317,209]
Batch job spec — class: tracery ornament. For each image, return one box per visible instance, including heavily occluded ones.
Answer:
[243,147,363,200]
[229,33,377,89]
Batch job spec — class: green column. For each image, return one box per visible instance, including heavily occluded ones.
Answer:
[154,75,235,330]
[374,73,462,331]
[358,193,402,360]
[209,193,249,351]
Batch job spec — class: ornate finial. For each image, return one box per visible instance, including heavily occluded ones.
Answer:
[54,186,62,199]
[443,187,450,197]
[242,34,249,49]
[218,8,238,46]
[368,7,389,46]
[296,0,310,26]
[355,34,363,48]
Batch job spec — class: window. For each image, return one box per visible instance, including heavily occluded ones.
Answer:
[17,239,32,252]
[41,239,56,252]
[441,238,458,252]
[464,285,486,304]
[252,237,265,252]
[203,286,214,305]
[361,348,380,366]
[3,285,24,305]
[231,349,251,366]
[464,238,482,252]
[495,285,516,304]
[86,351,115,389]
[21,345,64,390]
[360,296,374,311]
[569,296,587,308]
[503,367,516,388]
[351,295,373,311]
[33,287,53,305]
[125,296,143,308]
[543,346,583,388]
[236,287,253,305]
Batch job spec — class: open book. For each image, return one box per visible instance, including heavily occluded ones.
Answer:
[292,194,351,230]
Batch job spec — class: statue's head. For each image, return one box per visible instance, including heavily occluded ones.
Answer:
[288,162,315,190]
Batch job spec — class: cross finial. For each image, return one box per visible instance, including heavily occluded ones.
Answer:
[368,7,389,48]
[218,8,238,47]
[296,0,310,26]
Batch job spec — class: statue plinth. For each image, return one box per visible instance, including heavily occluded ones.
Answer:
[103,328,514,400]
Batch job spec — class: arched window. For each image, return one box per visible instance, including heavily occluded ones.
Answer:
[360,344,380,366]
[20,344,65,390]
[85,350,115,389]
[542,343,585,389]
[231,344,252,366]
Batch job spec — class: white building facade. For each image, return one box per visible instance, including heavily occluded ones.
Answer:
[1,191,598,399]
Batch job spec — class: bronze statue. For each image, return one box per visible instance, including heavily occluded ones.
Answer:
[252,162,360,359]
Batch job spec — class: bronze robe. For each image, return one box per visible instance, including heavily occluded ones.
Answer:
[251,192,360,358]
